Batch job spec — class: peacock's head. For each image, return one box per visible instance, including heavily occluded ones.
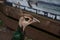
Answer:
[19,14,40,31]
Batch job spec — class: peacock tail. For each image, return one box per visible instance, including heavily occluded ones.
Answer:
[12,26,24,40]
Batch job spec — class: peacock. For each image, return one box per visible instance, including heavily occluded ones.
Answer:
[11,13,40,40]
[0,1,40,40]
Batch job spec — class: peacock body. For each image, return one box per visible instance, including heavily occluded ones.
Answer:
[12,26,24,40]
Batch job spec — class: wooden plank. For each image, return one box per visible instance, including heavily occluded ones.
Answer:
[0,31,13,40]
[2,5,20,19]
[25,27,60,40]
[0,13,18,30]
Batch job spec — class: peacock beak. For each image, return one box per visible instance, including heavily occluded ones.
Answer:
[33,18,40,23]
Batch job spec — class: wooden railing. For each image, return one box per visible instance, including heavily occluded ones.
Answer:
[0,3,60,39]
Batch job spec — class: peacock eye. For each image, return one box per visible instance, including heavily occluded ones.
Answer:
[25,18,29,21]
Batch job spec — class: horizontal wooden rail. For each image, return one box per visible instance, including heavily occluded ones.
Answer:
[0,11,60,39]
